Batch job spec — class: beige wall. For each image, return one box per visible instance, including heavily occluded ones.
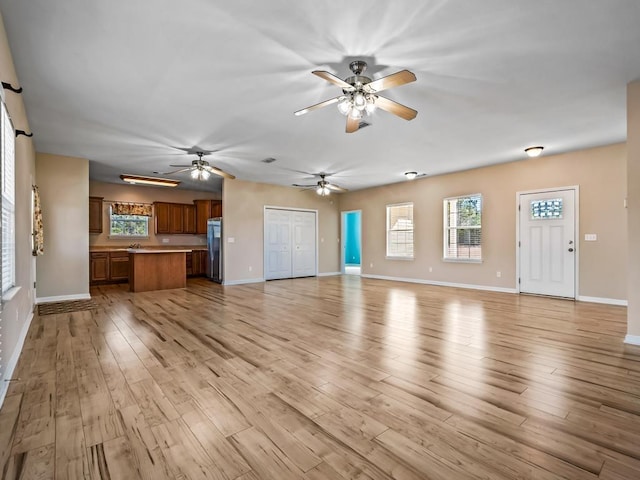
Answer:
[0,10,37,404]
[89,180,220,247]
[628,82,640,337]
[36,153,90,301]
[339,143,627,301]
[223,179,340,283]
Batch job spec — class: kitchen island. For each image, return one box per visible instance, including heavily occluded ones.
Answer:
[128,249,191,292]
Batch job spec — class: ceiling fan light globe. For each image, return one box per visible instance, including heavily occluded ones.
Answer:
[353,92,366,108]
[349,108,362,120]
[337,98,351,115]
[190,169,200,179]
[201,169,211,180]
[365,101,376,114]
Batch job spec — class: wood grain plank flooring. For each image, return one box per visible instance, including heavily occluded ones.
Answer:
[1,276,639,479]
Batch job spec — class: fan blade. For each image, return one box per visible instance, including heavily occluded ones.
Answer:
[292,183,317,188]
[326,183,348,192]
[169,164,194,168]
[346,115,360,133]
[364,70,416,93]
[312,70,354,90]
[204,166,236,180]
[294,96,340,116]
[153,167,192,175]
[375,95,418,121]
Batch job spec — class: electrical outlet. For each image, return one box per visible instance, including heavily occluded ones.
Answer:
[249,266,252,272]
[429,266,433,272]
[496,271,501,278]
[370,263,374,268]
[162,238,169,244]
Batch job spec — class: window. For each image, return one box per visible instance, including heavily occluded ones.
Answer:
[444,194,482,261]
[386,203,413,259]
[109,209,149,238]
[1,99,16,294]
[531,198,563,219]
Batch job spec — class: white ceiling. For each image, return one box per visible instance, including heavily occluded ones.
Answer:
[2,0,640,193]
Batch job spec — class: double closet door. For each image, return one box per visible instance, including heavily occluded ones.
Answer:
[264,208,317,280]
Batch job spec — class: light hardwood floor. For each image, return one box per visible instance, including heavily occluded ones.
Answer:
[1,276,639,479]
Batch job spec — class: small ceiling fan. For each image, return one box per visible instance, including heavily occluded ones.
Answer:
[294,60,417,133]
[154,151,236,180]
[293,174,348,196]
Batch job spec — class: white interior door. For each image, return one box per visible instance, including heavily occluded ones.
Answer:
[519,188,576,298]
[265,209,292,280]
[292,211,316,277]
[265,208,317,280]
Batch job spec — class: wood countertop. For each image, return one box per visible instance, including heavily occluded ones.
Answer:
[90,245,207,252]
[128,249,192,254]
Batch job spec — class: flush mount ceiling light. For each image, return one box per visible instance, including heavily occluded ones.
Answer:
[524,146,544,157]
[404,171,418,180]
[120,174,180,187]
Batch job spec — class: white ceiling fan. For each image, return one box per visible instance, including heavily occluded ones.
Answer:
[295,60,417,133]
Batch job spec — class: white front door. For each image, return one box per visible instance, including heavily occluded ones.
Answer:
[264,208,317,280]
[519,188,576,298]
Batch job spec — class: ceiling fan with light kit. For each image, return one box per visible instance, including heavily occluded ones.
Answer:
[293,173,348,196]
[154,151,235,181]
[295,60,417,133]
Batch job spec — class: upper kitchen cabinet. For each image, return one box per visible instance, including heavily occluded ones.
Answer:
[194,199,222,234]
[154,201,199,234]
[89,196,104,233]
[154,202,171,234]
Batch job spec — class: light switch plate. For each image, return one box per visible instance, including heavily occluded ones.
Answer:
[584,234,597,241]
[228,237,235,243]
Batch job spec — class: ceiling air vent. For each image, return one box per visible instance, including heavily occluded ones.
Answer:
[358,122,371,129]
[261,157,277,163]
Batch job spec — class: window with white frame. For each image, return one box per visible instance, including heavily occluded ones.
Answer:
[386,203,414,259]
[109,208,149,238]
[444,194,482,261]
[1,99,16,294]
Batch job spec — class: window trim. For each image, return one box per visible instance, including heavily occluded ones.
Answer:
[386,201,414,260]
[1,98,16,296]
[108,207,150,239]
[443,193,483,263]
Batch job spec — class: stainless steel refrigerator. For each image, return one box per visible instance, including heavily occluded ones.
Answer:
[206,218,222,283]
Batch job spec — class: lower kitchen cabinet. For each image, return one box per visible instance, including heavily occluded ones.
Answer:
[90,253,109,283]
[187,250,208,276]
[90,251,129,285]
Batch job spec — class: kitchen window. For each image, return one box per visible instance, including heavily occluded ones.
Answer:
[386,202,414,259]
[444,194,482,262]
[109,202,151,238]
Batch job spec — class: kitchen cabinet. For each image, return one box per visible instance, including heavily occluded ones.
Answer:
[109,251,130,281]
[89,197,103,234]
[183,204,196,234]
[194,199,222,234]
[90,251,130,284]
[154,202,171,234]
[90,252,109,283]
[186,250,208,276]
[155,202,198,235]
[169,203,184,234]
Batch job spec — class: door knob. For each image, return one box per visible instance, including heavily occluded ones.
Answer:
[568,248,574,252]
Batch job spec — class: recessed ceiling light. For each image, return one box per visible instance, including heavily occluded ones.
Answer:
[120,175,180,187]
[524,146,544,157]
[404,171,418,180]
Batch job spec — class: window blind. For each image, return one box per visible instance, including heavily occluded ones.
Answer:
[1,100,15,294]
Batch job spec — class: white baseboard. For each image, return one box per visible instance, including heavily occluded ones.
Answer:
[35,293,91,304]
[0,311,34,408]
[624,335,640,346]
[361,274,518,294]
[577,296,628,306]
[223,278,265,286]
[318,272,341,277]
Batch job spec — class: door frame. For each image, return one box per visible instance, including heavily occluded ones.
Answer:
[340,209,362,274]
[515,185,579,298]
[263,206,319,279]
